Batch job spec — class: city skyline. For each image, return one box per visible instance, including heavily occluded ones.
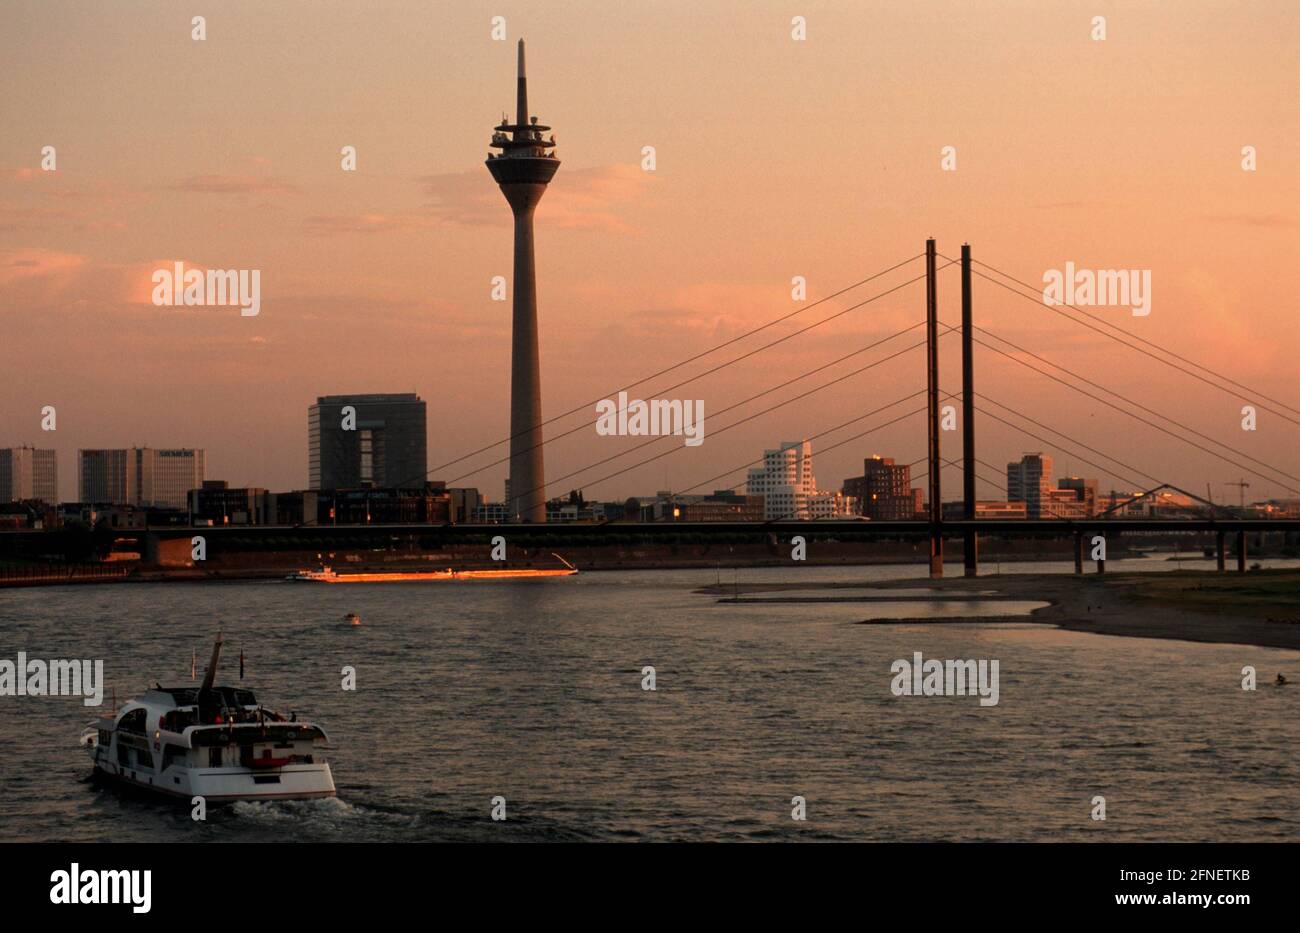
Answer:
[3,430,1291,522]
[2,2,1297,508]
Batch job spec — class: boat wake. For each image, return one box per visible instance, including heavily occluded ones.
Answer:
[228,795,427,838]
[231,796,357,822]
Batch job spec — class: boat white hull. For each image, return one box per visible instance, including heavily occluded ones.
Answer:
[92,758,336,802]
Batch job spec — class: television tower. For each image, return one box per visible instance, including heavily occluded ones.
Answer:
[486,39,559,522]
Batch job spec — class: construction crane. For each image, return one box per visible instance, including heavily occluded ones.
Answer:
[1225,479,1250,510]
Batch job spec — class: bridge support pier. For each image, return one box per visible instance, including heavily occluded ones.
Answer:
[1074,532,1084,574]
[1216,531,1226,572]
[1237,530,1247,572]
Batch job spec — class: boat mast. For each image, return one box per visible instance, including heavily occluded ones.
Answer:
[201,633,224,694]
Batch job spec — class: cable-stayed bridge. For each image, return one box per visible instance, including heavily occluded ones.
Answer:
[99,241,1300,578]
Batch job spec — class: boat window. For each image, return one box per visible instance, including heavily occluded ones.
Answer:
[117,708,146,734]
[208,747,222,768]
[117,743,130,766]
[165,709,199,731]
[161,744,187,772]
[135,748,155,771]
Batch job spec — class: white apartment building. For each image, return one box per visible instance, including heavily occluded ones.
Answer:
[747,440,855,519]
[807,490,859,519]
[747,440,814,519]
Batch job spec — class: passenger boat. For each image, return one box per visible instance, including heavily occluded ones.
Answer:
[81,635,336,802]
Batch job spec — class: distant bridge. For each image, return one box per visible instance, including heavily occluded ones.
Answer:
[72,517,1300,576]
[112,518,1300,538]
[3,516,1293,575]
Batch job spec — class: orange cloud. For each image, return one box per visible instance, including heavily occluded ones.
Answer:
[0,249,198,314]
[169,174,302,196]
[0,248,87,287]
[302,212,439,236]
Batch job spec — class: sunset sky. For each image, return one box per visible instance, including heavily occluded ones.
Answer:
[2,0,1297,505]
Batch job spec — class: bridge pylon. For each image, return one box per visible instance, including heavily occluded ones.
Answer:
[961,243,977,577]
[926,239,943,578]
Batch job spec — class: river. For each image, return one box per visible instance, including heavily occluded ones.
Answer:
[1,561,1296,841]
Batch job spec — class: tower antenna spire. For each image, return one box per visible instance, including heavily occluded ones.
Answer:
[516,39,528,129]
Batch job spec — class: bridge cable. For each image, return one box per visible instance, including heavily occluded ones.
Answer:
[965,331,1300,495]
[443,321,929,489]
[495,330,961,505]
[943,255,1300,427]
[391,252,928,489]
[575,393,936,512]
[968,256,1300,419]
[967,324,1300,486]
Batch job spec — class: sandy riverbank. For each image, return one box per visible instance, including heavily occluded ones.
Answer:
[697,570,1300,650]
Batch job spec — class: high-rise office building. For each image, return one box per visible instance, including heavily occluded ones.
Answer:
[78,449,131,504]
[0,446,58,503]
[78,448,205,509]
[146,449,206,509]
[308,393,427,490]
[1056,476,1098,517]
[1007,453,1053,519]
[842,455,923,520]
